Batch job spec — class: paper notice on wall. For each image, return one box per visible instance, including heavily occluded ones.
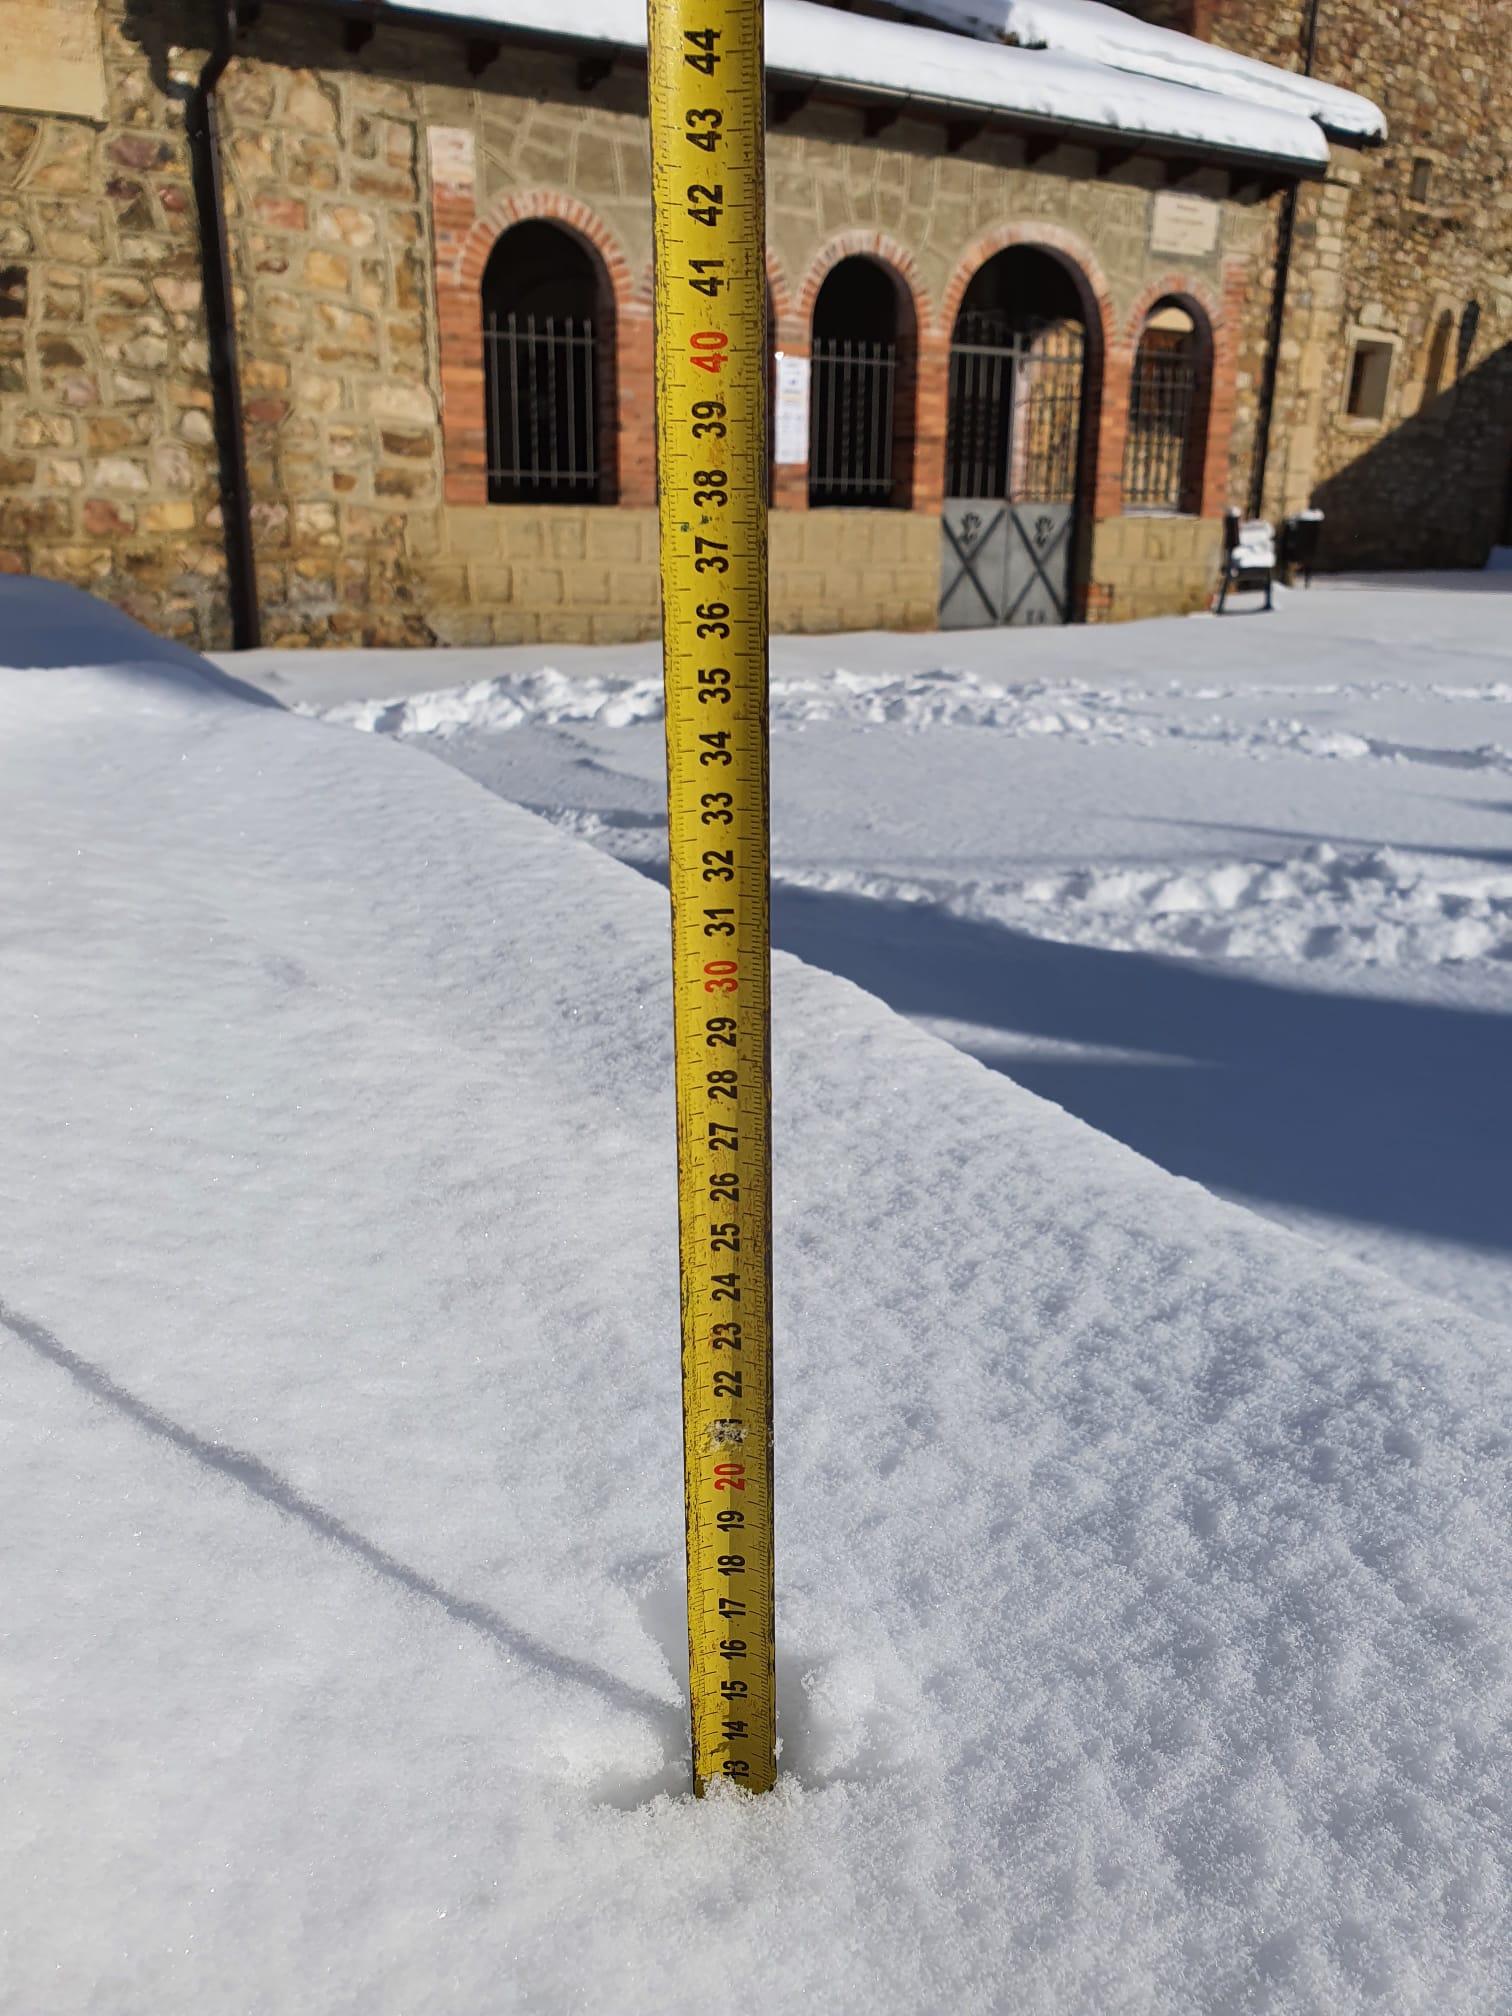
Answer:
[773,353,811,466]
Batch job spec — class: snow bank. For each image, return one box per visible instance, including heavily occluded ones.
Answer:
[894,0,1385,140]
[5,585,1512,2012]
[313,655,1512,770]
[361,0,1330,164]
[779,841,1512,969]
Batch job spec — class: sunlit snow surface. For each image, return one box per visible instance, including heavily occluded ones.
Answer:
[6,576,1512,2014]
[273,576,1512,1328]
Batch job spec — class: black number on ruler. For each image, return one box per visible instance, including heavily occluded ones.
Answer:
[713,1367,742,1396]
[706,1014,736,1045]
[711,1320,742,1350]
[711,1272,740,1301]
[710,1220,739,1250]
[683,27,721,73]
[690,399,727,440]
[694,538,728,578]
[701,790,733,824]
[685,107,722,152]
[708,1122,738,1152]
[686,184,724,228]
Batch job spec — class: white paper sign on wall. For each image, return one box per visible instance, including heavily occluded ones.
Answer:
[772,352,811,466]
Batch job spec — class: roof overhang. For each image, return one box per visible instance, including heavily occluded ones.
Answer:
[311,0,1329,182]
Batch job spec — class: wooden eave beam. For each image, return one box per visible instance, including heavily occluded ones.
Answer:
[946,116,988,153]
[342,17,374,53]
[863,103,901,138]
[770,85,812,124]
[576,54,614,90]
[1096,144,1136,176]
[464,37,502,77]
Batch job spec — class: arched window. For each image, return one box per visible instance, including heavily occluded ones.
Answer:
[482,221,611,504]
[809,257,912,508]
[1123,300,1207,514]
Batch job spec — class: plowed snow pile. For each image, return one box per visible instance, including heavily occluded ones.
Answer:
[5,578,1512,2015]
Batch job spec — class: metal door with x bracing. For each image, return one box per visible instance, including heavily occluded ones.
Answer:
[939,316,1084,628]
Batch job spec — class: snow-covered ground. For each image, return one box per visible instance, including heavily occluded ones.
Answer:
[246,575,1512,1330]
[7,574,1512,2014]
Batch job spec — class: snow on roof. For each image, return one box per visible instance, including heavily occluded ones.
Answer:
[366,0,1331,167]
[892,0,1385,140]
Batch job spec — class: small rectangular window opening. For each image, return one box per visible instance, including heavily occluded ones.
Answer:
[1409,157,1433,203]
[1346,338,1393,422]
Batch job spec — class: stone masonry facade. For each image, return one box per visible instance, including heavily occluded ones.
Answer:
[2,0,1282,650]
[1125,0,1512,569]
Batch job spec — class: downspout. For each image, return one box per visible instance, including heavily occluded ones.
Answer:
[186,1,261,649]
[1248,0,1323,519]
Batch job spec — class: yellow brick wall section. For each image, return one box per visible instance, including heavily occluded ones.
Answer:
[1088,516,1224,623]
[421,506,940,643]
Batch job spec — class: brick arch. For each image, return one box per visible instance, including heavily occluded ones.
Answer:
[796,231,931,336]
[1122,274,1224,350]
[766,248,799,350]
[1122,275,1232,520]
[938,222,1117,357]
[434,188,654,508]
[452,190,637,311]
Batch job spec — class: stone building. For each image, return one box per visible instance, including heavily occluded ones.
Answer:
[1117,0,1512,568]
[1,0,1379,649]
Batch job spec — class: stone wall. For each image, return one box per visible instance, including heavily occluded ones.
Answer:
[2,0,1280,651]
[1130,0,1512,568]
[0,5,227,639]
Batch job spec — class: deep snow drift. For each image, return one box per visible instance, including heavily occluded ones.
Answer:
[258,578,1512,1330]
[6,577,1512,2014]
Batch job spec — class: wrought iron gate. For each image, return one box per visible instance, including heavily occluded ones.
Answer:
[940,316,1084,628]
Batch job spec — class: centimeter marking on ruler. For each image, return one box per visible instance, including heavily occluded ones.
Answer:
[647,0,774,1795]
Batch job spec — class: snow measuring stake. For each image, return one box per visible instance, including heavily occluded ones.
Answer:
[648,0,775,1795]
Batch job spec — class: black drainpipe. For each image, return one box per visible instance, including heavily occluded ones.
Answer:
[1248,0,1323,519]
[186,0,262,650]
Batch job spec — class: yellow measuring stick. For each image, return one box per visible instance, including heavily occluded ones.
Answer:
[647,0,774,1794]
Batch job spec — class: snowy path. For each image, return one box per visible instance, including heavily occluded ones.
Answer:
[5,577,1512,2012]
[257,578,1512,1326]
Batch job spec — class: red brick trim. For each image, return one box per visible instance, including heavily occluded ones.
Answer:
[938,221,1117,351]
[432,176,644,507]
[1121,272,1224,349]
[795,231,931,334]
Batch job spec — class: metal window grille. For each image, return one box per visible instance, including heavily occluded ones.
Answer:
[1123,343,1198,511]
[945,315,1083,502]
[809,338,897,506]
[484,310,599,503]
